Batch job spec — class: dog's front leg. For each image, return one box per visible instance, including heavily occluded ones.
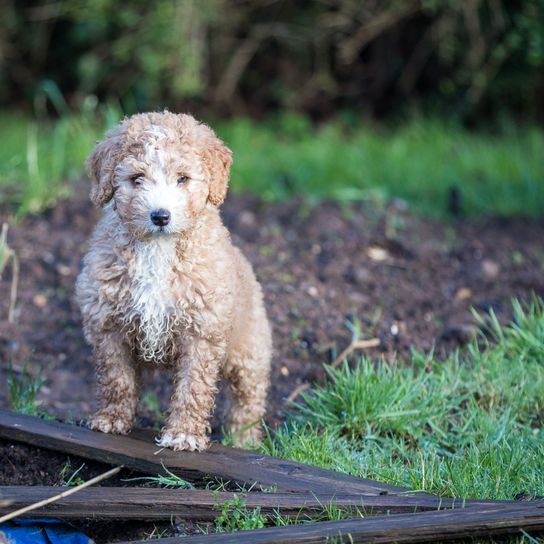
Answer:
[158,336,224,451]
[89,332,138,435]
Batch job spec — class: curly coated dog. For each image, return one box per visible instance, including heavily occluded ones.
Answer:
[76,111,272,451]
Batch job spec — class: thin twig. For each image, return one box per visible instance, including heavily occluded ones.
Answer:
[286,338,380,402]
[339,1,422,64]
[213,23,290,104]
[330,338,380,369]
[8,253,19,323]
[287,382,310,402]
[0,465,122,523]
[0,223,19,323]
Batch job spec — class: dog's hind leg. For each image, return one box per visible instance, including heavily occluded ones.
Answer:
[224,325,271,447]
[89,332,139,435]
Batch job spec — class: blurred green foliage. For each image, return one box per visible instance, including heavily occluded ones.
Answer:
[0,106,117,215]
[60,1,215,102]
[218,114,544,218]
[1,0,543,120]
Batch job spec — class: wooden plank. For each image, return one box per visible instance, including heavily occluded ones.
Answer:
[0,410,408,495]
[117,501,544,544]
[0,486,518,521]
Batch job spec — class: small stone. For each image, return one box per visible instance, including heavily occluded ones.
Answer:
[280,366,289,376]
[390,321,407,337]
[482,259,500,280]
[311,244,322,255]
[238,210,256,227]
[367,246,390,261]
[454,287,473,302]
[33,294,47,308]
[56,264,71,276]
[236,211,259,242]
[307,286,318,297]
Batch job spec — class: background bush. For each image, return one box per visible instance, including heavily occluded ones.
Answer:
[2,0,543,122]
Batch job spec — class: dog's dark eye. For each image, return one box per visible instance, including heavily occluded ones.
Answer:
[177,175,189,185]
[130,173,144,186]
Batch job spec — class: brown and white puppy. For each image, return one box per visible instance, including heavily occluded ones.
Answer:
[76,111,271,451]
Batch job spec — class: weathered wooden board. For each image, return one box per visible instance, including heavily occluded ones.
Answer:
[117,501,544,543]
[0,410,408,495]
[0,486,516,521]
[2,411,543,544]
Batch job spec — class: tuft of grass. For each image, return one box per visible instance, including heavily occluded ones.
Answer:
[123,463,194,489]
[59,459,86,487]
[290,359,438,443]
[7,363,49,418]
[206,490,363,535]
[263,297,544,500]
[213,495,267,533]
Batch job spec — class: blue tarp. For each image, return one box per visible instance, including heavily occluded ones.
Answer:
[0,519,94,544]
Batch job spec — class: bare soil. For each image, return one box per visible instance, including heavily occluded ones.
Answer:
[1,188,544,542]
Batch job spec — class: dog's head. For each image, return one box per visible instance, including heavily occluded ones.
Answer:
[86,111,232,238]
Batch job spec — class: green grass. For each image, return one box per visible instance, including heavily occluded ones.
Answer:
[0,109,542,219]
[219,115,544,218]
[7,363,49,418]
[123,463,194,489]
[262,297,544,501]
[0,108,118,216]
[212,495,267,533]
[201,491,363,535]
[59,459,86,487]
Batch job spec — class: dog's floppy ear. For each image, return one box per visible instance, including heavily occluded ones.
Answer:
[86,127,125,207]
[198,126,233,207]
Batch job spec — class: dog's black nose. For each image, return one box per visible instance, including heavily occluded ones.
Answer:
[150,209,171,227]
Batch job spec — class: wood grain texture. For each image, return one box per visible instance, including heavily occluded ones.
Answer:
[0,410,407,495]
[0,486,517,521]
[117,501,544,543]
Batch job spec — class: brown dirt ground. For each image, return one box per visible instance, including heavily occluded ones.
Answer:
[1,187,544,542]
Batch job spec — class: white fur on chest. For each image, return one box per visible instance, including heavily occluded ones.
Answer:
[128,238,177,362]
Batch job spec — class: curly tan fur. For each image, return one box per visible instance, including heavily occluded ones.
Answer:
[76,111,271,451]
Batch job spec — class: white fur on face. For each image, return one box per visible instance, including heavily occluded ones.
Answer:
[114,127,208,239]
[141,180,187,234]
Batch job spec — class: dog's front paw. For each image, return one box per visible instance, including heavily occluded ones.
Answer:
[89,411,133,435]
[157,431,209,452]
